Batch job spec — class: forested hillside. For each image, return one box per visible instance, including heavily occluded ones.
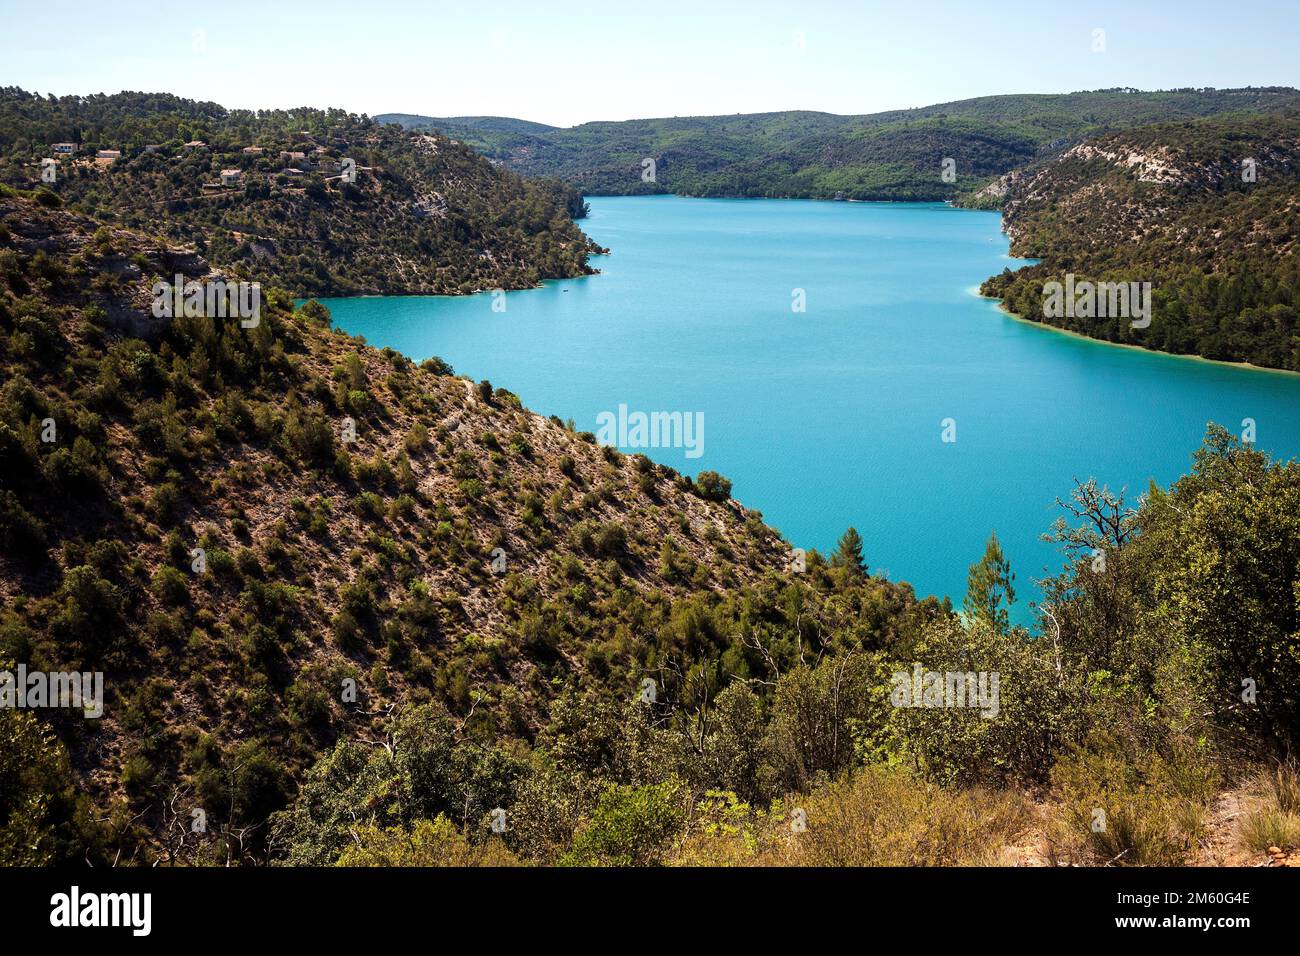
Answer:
[0,185,825,861]
[380,88,1300,200]
[3,187,1297,867]
[977,111,1300,369]
[0,89,602,296]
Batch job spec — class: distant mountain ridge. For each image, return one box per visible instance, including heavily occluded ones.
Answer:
[376,114,559,135]
[378,88,1300,200]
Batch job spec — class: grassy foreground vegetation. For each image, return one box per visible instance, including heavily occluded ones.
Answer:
[1,163,1297,867]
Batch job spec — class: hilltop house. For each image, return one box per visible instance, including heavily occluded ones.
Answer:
[183,140,207,150]
[52,142,76,155]
[242,146,264,155]
[220,168,242,187]
[279,150,307,164]
[95,149,121,163]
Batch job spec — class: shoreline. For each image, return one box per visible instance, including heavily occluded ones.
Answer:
[580,191,959,205]
[980,295,1300,379]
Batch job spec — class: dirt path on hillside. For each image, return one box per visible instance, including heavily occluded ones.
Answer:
[998,798,1053,867]
[996,784,1296,867]
[1191,786,1255,866]
[1192,784,1300,867]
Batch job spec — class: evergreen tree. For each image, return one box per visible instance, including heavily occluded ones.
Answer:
[964,531,1016,632]
[832,527,866,576]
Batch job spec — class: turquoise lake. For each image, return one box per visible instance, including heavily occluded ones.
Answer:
[321,196,1300,620]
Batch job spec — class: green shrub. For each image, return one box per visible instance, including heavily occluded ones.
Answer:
[0,706,73,865]
[338,816,519,866]
[286,680,332,727]
[694,470,732,502]
[151,565,189,606]
[562,780,685,867]
[890,618,1087,787]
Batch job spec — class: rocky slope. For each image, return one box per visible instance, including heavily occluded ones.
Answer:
[975,111,1300,369]
[0,89,603,296]
[0,187,826,858]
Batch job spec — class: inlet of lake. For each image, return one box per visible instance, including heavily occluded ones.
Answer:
[321,195,1300,621]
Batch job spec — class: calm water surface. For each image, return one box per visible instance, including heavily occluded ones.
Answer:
[321,196,1300,618]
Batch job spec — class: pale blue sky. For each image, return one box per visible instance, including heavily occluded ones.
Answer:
[1,0,1296,127]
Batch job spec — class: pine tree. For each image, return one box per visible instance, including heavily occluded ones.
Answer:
[964,531,1016,632]
[831,527,866,576]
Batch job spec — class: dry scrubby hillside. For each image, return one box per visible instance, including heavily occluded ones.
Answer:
[975,112,1300,368]
[2,188,868,857]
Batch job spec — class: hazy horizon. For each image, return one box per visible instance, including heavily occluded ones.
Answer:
[375,84,1300,130]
